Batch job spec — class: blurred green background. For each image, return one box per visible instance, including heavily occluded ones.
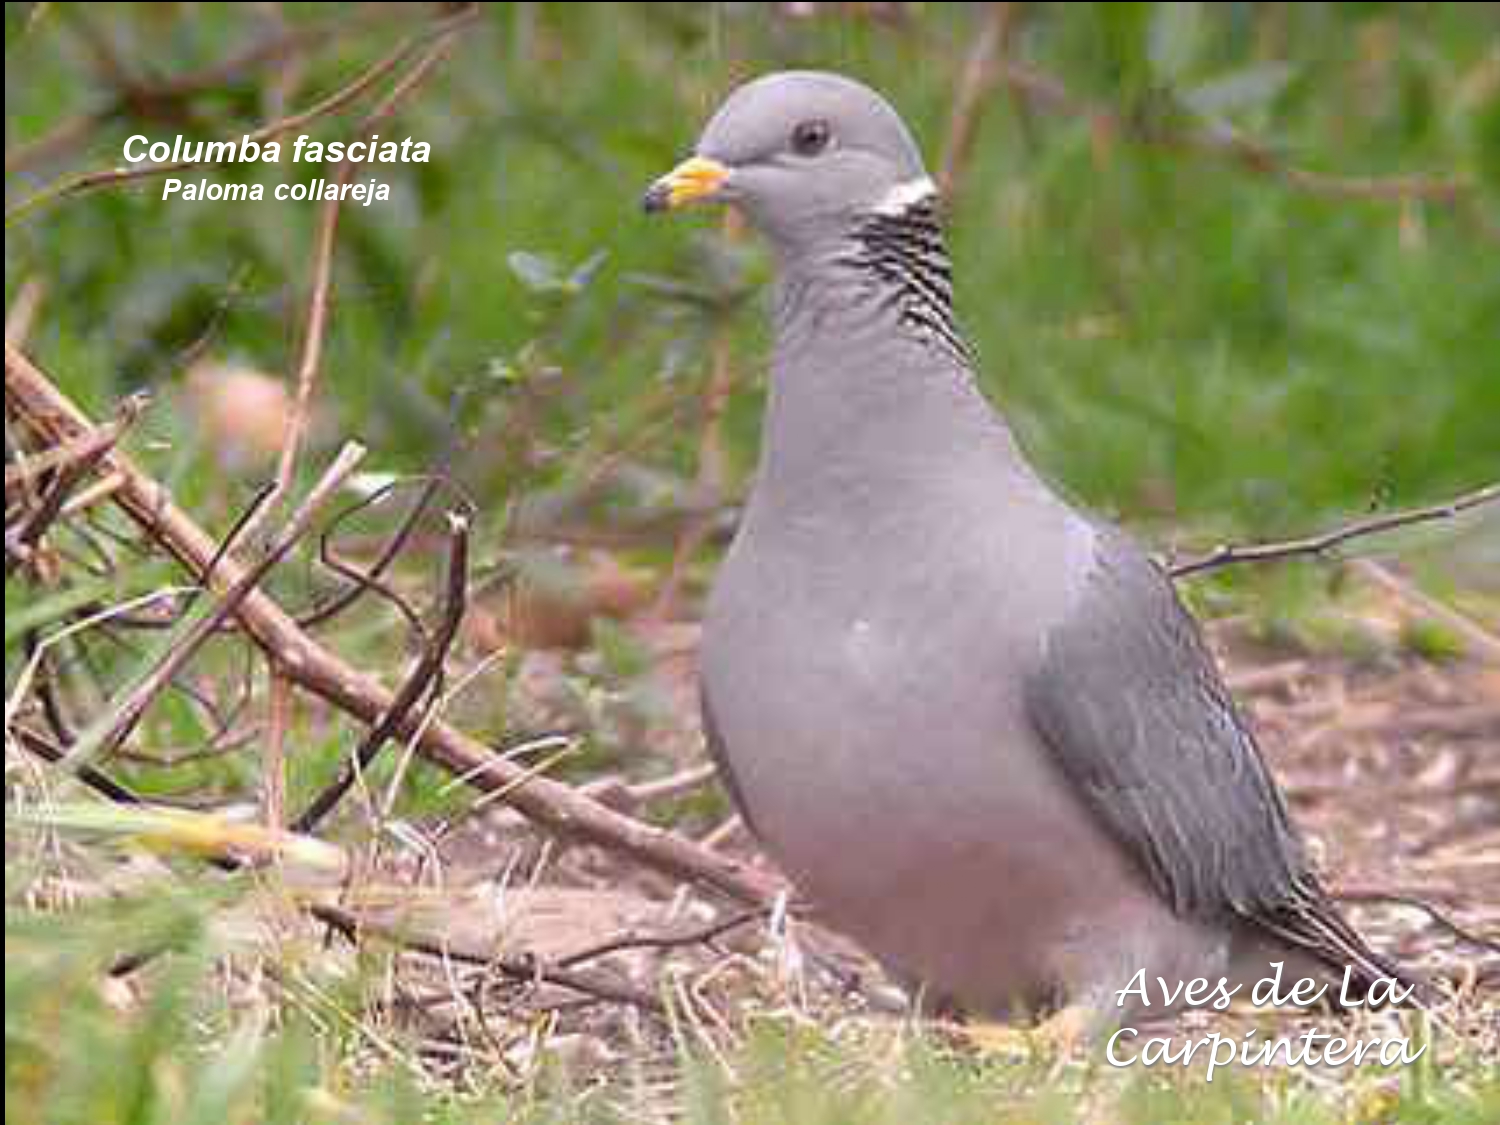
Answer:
[8,2,1498,545]
[8,7,1500,1121]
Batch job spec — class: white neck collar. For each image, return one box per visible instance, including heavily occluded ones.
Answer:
[870,175,939,216]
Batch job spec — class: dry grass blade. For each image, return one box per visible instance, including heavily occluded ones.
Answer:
[23,801,347,872]
[937,3,1018,199]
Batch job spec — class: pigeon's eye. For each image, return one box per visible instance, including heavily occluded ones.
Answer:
[790,119,832,157]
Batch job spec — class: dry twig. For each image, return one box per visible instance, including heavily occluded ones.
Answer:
[1350,557,1500,665]
[299,475,452,631]
[310,902,668,1017]
[1169,481,1499,578]
[555,907,769,970]
[233,14,470,554]
[60,441,366,772]
[991,59,1474,209]
[11,724,143,806]
[937,3,1018,199]
[292,507,473,834]
[5,393,148,574]
[6,346,779,907]
[263,667,292,830]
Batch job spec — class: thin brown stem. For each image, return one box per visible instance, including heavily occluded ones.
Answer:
[1169,481,1499,578]
[233,14,471,552]
[11,724,142,806]
[937,2,1018,199]
[263,667,292,831]
[309,903,667,1017]
[555,907,769,970]
[292,507,473,834]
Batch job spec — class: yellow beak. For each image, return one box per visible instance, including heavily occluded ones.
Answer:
[642,155,730,213]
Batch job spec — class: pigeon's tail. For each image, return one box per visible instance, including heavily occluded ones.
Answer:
[1251,892,1438,1009]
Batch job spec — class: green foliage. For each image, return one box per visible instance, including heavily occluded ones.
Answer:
[6,3,1495,540]
[6,5,1498,1121]
[7,858,1500,1125]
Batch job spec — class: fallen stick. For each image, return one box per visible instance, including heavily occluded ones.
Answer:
[5,345,779,907]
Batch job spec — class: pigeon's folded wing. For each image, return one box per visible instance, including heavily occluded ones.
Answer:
[1025,527,1309,918]
[1024,528,1420,993]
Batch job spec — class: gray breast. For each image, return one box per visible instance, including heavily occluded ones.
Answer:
[698,478,1193,1012]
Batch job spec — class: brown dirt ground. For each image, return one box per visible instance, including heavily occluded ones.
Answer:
[356,602,1497,1090]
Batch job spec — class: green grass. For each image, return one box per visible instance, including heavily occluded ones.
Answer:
[7,864,1499,1124]
[6,5,1499,1121]
[6,4,1497,536]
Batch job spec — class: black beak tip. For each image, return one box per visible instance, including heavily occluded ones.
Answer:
[641,183,671,214]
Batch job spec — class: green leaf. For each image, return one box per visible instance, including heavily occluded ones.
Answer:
[1182,63,1296,121]
[1472,87,1500,193]
[4,562,176,644]
[1148,1,1209,86]
[507,250,567,293]
[176,1017,266,1125]
[567,249,609,292]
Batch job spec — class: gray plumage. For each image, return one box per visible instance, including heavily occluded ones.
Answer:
[646,71,1419,1019]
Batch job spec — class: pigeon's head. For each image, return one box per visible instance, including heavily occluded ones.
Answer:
[643,71,933,253]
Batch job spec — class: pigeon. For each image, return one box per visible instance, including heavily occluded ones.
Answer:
[643,70,1421,1022]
